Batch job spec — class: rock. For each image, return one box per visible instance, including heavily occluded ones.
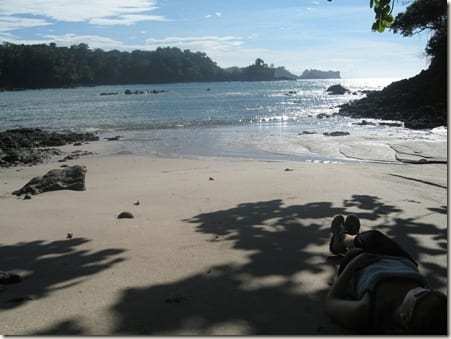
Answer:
[284,90,297,96]
[299,69,341,79]
[298,131,317,135]
[379,122,402,127]
[12,165,87,196]
[353,120,376,126]
[284,168,294,172]
[118,211,134,219]
[209,177,215,181]
[326,84,350,95]
[404,119,436,129]
[23,194,32,200]
[337,66,446,130]
[133,201,140,206]
[323,131,350,137]
[317,113,331,119]
[66,233,73,239]
[125,89,132,95]
[0,129,98,167]
[105,136,121,141]
[59,150,94,162]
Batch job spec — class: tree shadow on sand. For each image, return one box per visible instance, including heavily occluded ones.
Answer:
[23,195,446,335]
[106,194,446,335]
[0,238,126,311]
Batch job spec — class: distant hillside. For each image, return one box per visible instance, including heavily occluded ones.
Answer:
[299,69,341,79]
[0,43,297,89]
[274,67,298,80]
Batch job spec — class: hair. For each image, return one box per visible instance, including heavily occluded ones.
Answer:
[406,291,447,335]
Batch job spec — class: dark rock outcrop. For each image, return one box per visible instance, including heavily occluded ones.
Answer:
[0,128,98,148]
[326,84,350,95]
[0,129,98,167]
[12,165,87,196]
[323,131,350,137]
[299,69,341,79]
[338,64,447,130]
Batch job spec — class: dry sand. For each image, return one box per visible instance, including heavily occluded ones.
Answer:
[0,148,447,335]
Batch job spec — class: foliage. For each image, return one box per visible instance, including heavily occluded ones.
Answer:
[0,43,280,90]
[370,0,396,32]
[327,0,395,31]
[339,0,448,128]
[391,0,448,66]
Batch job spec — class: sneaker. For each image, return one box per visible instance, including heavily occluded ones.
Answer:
[344,214,360,235]
[329,215,346,255]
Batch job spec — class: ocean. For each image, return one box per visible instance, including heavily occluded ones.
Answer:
[0,79,446,162]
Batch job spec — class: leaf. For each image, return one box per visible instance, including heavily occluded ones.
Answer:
[371,22,379,31]
[382,19,392,27]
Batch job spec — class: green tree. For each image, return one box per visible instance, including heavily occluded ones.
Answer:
[391,0,447,66]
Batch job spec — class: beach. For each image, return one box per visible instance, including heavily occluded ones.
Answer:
[0,140,447,335]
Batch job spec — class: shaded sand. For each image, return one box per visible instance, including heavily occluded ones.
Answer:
[0,153,447,335]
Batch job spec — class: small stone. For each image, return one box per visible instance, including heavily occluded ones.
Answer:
[284,168,294,172]
[118,211,134,219]
[133,201,140,206]
[23,194,32,200]
[66,233,73,239]
[209,177,215,181]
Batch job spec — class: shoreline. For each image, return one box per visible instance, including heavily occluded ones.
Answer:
[0,152,447,335]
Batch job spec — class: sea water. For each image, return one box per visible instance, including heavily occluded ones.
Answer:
[0,79,446,162]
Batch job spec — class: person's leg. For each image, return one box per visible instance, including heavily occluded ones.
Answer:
[337,247,364,276]
[337,230,417,276]
[330,214,416,263]
[352,230,417,266]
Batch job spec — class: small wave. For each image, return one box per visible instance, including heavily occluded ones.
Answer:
[431,126,447,136]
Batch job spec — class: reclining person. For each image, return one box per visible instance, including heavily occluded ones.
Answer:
[325,215,447,335]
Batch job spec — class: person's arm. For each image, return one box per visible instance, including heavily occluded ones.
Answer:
[325,253,379,330]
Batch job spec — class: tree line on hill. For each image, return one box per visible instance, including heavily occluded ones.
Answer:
[0,43,294,90]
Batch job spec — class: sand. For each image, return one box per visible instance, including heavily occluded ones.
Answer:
[0,147,447,335]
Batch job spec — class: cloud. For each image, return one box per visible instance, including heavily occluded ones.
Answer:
[0,15,52,32]
[90,14,168,26]
[0,0,167,27]
[40,33,127,49]
[145,36,244,52]
[205,12,222,19]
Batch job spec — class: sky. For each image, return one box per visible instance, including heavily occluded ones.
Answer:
[0,0,432,78]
